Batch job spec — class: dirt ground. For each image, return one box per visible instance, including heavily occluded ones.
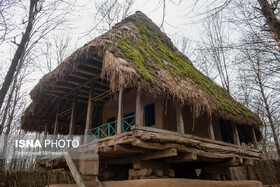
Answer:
[48,179,263,187]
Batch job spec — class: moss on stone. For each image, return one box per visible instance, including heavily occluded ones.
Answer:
[117,21,251,117]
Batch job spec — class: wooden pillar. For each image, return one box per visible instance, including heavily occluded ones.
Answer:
[208,116,215,140]
[44,122,49,136]
[175,103,185,134]
[117,88,124,134]
[53,110,59,135]
[135,89,143,126]
[232,123,240,146]
[43,122,48,141]
[84,80,94,143]
[68,92,77,135]
[251,126,258,149]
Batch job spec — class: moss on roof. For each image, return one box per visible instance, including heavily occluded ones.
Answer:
[117,21,251,117]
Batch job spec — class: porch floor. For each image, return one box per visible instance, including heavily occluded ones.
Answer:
[95,125,261,162]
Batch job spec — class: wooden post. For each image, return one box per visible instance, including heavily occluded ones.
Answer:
[117,88,124,134]
[69,92,77,136]
[84,80,94,143]
[53,110,59,135]
[135,89,143,126]
[43,122,49,148]
[64,153,86,187]
[251,126,258,149]
[175,103,185,134]
[44,122,48,136]
[232,123,240,146]
[208,116,215,140]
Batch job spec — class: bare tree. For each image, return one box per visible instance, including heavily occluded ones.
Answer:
[257,0,280,50]
[237,32,280,158]
[0,0,76,111]
[0,0,39,111]
[86,0,135,36]
[195,12,233,93]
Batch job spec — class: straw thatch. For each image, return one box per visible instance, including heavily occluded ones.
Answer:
[22,11,262,138]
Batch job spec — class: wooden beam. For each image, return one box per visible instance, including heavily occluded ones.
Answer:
[117,88,124,134]
[90,90,112,101]
[162,152,197,163]
[64,152,86,187]
[232,123,240,146]
[218,157,239,167]
[107,148,177,165]
[129,168,152,177]
[132,125,260,153]
[135,89,144,126]
[57,108,72,117]
[84,62,102,71]
[142,148,177,160]
[48,75,100,122]
[133,159,169,169]
[132,132,261,158]
[243,159,253,166]
[70,72,91,80]
[208,116,215,140]
[68,92,77,135]
[251,126,258,149]
[84,80,95,143]
[175,103,185,134]
[76,68,98,76]
[113,144,147,154]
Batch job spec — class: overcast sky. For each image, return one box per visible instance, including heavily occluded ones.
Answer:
[1,0,231,96]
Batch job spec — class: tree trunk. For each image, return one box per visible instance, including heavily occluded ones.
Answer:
[257,67,280,158]
[0,81,19,169]
[0,0,38,110]
[257,0,280,51]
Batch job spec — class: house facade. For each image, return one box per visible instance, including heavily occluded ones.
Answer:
[22,11,262,184]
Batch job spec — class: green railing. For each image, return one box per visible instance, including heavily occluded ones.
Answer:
[89,114,135,140]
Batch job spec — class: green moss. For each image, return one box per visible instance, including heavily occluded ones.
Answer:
[117,22,251,117]
[117,35,154,85]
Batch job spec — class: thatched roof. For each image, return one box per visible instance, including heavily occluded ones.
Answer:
[22,11,262,139]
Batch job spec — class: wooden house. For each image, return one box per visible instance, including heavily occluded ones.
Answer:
[21,11,263,184]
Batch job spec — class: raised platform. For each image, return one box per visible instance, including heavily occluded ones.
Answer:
[38,125,262,181]
[96,125,261,162]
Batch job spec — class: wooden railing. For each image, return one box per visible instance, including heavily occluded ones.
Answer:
[88,114,135,140]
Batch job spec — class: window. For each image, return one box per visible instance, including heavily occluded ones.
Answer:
[107,117,116,123]
[144,103,155,127]
[220,119,234,144]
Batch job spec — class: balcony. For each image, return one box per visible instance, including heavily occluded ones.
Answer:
[89,114,136,140]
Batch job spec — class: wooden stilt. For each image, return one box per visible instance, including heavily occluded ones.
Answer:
[232,123,240,146]
[117,88,124,134]
[175,103,185,134]
[69,92,77,135]
[135,89,143,126]
[208,116,215,140]
[47,160,53,187]
[251,126,258,149]
[84,80,94,143]
[43,122,49,147]
[44,122,48,136]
